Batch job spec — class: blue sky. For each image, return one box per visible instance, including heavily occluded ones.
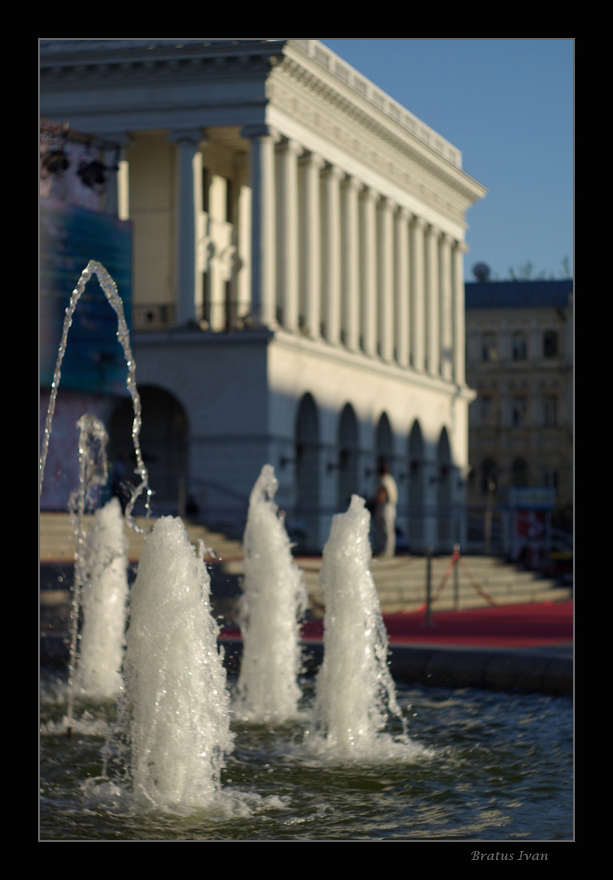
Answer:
[320,39,574,282]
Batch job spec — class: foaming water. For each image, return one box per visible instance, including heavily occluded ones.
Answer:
[236,465,308,723]
[104,517,235,812]
[74,497,129,700]
[305,495,427,762]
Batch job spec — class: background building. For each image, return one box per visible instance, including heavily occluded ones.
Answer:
[465,270,573,564]
[40,38,487,553]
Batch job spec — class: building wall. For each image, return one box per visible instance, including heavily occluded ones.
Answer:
[40,39,486,552]
[465,282,573,538]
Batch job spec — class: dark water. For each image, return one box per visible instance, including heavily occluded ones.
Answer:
[39,672,573,841]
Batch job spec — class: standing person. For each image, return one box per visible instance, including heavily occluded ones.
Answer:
[370,461,398,557]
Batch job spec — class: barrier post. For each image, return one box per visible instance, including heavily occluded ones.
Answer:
[425,547,433,627]
[453,543,460,610]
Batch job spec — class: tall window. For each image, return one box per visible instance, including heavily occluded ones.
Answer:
[543,394,558,427]
[543,330,558,358]
[511,458,529,487]
[481,332,498,362]
[511,395,528,427]
[512,330,527,361]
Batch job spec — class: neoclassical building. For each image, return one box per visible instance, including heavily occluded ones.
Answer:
[40,39,487,552]
[464,276,574,552]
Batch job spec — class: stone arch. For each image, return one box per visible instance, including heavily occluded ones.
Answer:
[109,385,189,511]
[375,411,394,470]
[407,419,425,551]
[437,426,453,548]
[336,403,360,512]
[294,392,320,550]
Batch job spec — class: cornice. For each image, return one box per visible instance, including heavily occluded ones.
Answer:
[39,39,287,90]
[270,43,486,218]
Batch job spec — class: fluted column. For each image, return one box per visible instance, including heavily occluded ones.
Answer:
[277,137,302,332]
[168,128,205,326]
[425,224,440,376]
[409,215,426,372]
[394,205,410,367]
[360,186,378,357]
[452,239,468,384]
[321,164,343,345]
[299,150,324,338]
[341,175,361,351]
[242,125,279,329]
[439,232,453,381]
[377,196,394,361]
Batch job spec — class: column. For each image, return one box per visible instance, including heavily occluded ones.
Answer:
[341,175,361,351]
[394,206,410,367]
[299,150,324,338]
[102,132,131,220]
[377,196,394,361]
[409,215,426,372]
[425,224,440,376]
[321,164,343,344]
[439,232,454,381]
[242,125,279,329]
[360,186,378,357]
[452,240,468,384]
[277,137,302,332]
[235,150,251,324]
[168,128,205,326]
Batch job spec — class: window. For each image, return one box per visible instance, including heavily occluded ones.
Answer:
[512,331,527,361]
[481,332,498,362]
[543,330,558,358]
[480,394,493,425]
[543,394,558,427]
[544,468,559,490]
[511,458,529,487]
[511,396,528,427]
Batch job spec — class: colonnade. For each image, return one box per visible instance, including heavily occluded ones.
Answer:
[243,125,468,385]
[115,125,468,387]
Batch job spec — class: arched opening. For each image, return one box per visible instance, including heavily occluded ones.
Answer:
[407,420,425,551]
[294,393,320,550]
[109,385,189,514]
[336,403,359,512]
[374,411,394,472]
[437,427,453,549]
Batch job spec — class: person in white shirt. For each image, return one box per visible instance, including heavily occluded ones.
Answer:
[370,462,398,557]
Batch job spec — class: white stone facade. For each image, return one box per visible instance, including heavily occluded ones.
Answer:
[40,39,486,552]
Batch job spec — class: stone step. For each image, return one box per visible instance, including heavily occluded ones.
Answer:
[40,512,570,615]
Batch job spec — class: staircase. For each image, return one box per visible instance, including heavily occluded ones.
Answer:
[40,512,572,618]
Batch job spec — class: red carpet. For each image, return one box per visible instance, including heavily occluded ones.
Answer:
[221,601,573,650]
[303,600,573,648]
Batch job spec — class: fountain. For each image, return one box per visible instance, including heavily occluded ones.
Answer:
[73,496,129,701]
[40,263,573,840]
[104,516,235,812]
[304,495,425,762]
[236,464,307,723]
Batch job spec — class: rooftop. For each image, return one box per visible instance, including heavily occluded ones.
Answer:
[465,279,573,310]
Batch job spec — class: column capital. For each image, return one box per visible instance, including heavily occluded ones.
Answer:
[360,184,378,202]
[341,173,363,193]
[167,128,206,146]
[321,162,344,180]
[395,204,411,221]
[453,239,469,254]
[240,124,281,142]
[409,214,427,231]
[276,136,303,156]
[299,149,325,169]
[377,194,394,211]
[425,222,441,239]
